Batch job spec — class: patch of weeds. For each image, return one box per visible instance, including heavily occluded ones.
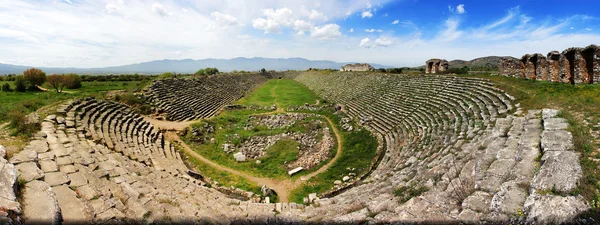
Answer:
[394,182,429,204]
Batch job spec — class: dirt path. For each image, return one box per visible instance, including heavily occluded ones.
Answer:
[142,116,199,131]
[271,80,285,113]
[160,111,343,203]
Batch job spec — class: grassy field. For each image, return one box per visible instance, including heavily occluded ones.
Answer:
[183,111,333,179]
[462,74,600,212]
[182,78,379,202]
[236,79,321,107]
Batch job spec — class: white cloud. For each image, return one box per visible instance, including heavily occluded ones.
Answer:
[366,2,372,9]
[211,12,239,26]
[293,20,313,35]
[349,28,354,32]
[308,9,328,21]
[359,37,393,48]
[152,3,169,17]
[359,38,372,48]
[375,37,393,47]
[586,28,592,31]
[392,19,399,25]
[361,11,373,18]
[449,4,466,14]
[365,29,383,33]
[263,8,294,26]
[311,24,341,40]
[64,0,73,4]
[253,17,281,33]
[456,4,466,14]
[105,4,118,14]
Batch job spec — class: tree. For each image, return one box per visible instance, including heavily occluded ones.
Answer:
[64,74,82,89]
[205,67,219,75]
[195,69,206,76]
[14,76,27,92]
[1,83,11,92]
[23,68,46,90]
[47,74,66,93]
[260,68,267,74]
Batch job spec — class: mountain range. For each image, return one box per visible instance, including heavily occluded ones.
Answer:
[0,57,393,75]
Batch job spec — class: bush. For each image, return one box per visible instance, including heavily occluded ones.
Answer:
[64,74,82,89]
[23,68,46,90]
[1,83,11,92]
[14,76,27,92]
[47,74,66,93]
[394,183,429,203]
[8,106,40,137]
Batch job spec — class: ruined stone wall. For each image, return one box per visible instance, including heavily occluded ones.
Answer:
[499,44,599,84]
[425,59,449,74]
[340,63,374,72]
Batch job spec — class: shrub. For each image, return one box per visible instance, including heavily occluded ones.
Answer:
[1,83,11,92]
[14,76,27,92]
[7,106,40,137]
[23,68,46,90]
[64,74,82,89]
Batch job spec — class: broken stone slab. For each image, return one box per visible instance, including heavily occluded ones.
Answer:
[26,140,49,153]
[490,181,528,215]
[524,192,589,224]
[53,185,90,222]
[540,130,573,152]
[9,149,38,164]
[288,167,303,176]
[67,172,88,187]
[462,191,492,214]
[15,162,45,182]
[543,118,569,131]
[542,109,559,120]
[308,193,318,203]
[21,180,62,224]
[531,151,582,193]
[233,152,246,162]
[39,160,58,173]
[0,159,18,201]
[44,171,70,186]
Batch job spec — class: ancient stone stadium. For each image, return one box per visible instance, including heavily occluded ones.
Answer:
[2,57,599,224]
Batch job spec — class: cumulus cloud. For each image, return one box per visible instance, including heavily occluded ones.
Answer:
[311,24,341,40]
[359,37,393,48]
[293,20,313,35]
[263,8,294,26]
[211,12,239,26]
[392,19,399,25]
[449,4,466,14]
[456,4,466,14]
[308,9,328,21]
[152,3,169,17]
[349,28,354,32]
[252,7,294,33]
[361,10,373,18]
[252,18,281,33]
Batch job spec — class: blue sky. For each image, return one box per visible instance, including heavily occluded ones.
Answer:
[0,0,598,68]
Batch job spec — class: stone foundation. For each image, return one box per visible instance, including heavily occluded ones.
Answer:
[425,59,449,74]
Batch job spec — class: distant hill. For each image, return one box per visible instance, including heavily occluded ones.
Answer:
[448,56,516,70]
[0,57,393,75]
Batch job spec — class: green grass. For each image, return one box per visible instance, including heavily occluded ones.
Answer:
[183,112,331,179]
[236,79,321,107]
[182,78,380,202]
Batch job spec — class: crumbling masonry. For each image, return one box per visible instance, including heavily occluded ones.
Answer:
[425,59,449,74]
[500,44,600,84]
